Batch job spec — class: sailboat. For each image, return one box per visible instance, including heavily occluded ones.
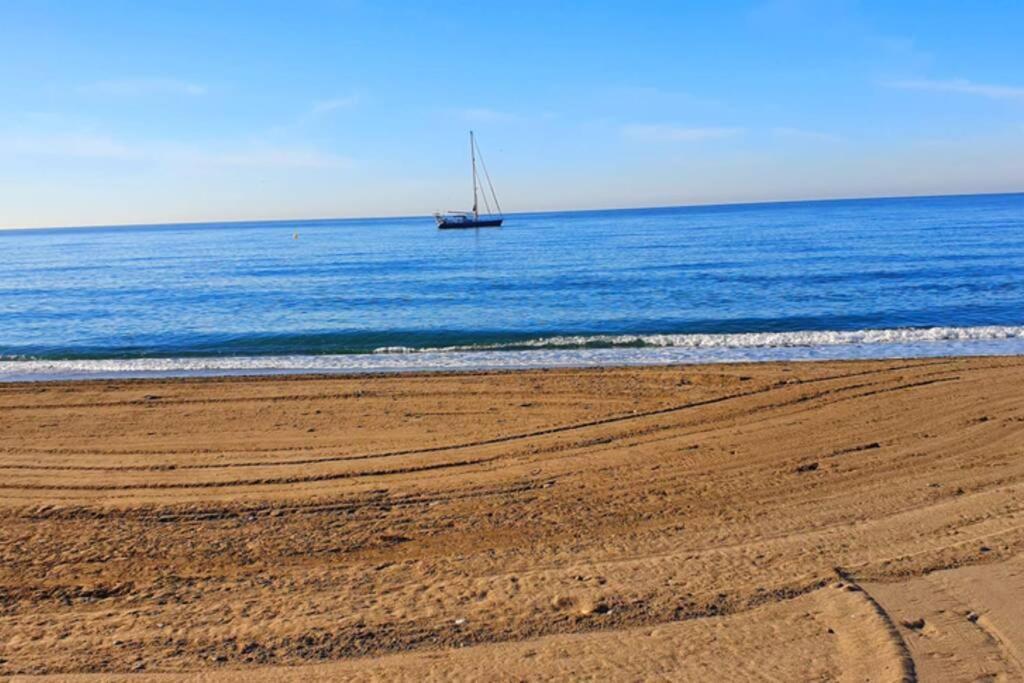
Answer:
[434,131,503,229]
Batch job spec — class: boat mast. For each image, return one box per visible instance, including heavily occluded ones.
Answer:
[470,130,479,220]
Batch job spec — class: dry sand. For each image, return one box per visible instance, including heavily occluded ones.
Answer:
[1,357,1023,681]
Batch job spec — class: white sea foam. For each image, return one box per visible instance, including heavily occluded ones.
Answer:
[371,325,1024,353]
[2,325,1023,382]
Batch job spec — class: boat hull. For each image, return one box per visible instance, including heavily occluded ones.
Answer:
[437,218,503,229]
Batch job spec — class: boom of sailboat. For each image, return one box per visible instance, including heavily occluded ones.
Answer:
[434,131,503,229]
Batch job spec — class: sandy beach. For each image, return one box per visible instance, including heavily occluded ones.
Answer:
[2,356,1023,680]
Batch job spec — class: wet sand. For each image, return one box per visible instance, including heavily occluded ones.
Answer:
[2,357,1023,680]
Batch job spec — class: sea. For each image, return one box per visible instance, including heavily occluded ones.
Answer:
[2,193,1023,381]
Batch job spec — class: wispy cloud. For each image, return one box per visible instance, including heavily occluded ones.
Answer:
[79,78,208,97]
[0,133,350,169]
[451,107,519,123]
[885,78,1024,101]
[875,36,933,71]
[310,95,361,116]
[601,85,725,110]
[2,133,140,160]
[772,127,843,142]
[747,0,849,27]
[187,145,350,169]
[621,124,743,142]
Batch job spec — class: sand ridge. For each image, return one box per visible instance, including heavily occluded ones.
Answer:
[1,357,1023,679]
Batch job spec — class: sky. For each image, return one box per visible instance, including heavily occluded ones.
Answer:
[2,0,1024,229]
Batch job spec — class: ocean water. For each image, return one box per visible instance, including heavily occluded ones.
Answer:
[2,193,1023,380]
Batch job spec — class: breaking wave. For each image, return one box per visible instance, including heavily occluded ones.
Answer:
[370,325,1024,354]
[1,325,1023,381]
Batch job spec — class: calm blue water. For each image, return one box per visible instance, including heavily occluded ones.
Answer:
[2,194,1024,379]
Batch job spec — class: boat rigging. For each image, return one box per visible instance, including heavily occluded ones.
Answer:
[434,131,503,229]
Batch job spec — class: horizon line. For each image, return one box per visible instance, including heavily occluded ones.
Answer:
[3,189,1022,233]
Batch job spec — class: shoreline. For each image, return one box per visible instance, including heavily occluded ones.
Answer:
[2,356,1023,678]
[1,350,1024,387]
[3,329,1024,382]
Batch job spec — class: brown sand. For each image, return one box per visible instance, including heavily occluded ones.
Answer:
[1,357,1023,681]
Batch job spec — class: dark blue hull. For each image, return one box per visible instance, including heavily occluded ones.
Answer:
[437,218,503,229]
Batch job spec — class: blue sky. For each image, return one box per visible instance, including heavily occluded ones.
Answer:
[2,0,1023,228]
